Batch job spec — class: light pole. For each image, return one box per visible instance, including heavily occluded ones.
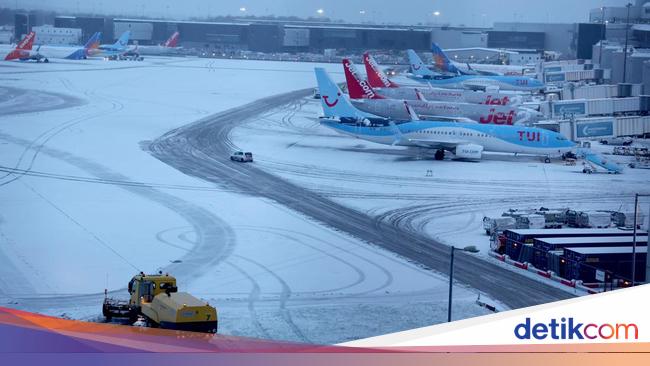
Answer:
[631,193,649,287]
[598,7,606,66]
[622,3,632,83]
[448,245,479,322]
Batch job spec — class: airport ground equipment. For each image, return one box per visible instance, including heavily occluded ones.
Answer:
[576,211,612,228]
[230,151,253,162]
[577,148,623,174]
[483,216,516,235]
[103,272,218,333]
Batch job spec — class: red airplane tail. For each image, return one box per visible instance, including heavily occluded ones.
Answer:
[363,52,399,88]
[342,58,383,100]
[16,31,35,50]
[163,32,179,48]
[4,31,35,60]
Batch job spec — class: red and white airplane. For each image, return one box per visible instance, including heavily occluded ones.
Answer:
[134,32,182,55]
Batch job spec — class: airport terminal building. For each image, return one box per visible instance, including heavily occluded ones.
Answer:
[5,11,613,60]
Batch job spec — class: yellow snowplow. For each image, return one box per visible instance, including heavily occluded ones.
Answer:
[103,272,218,333]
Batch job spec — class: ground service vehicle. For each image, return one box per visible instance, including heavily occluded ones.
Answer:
[230,151,253,162]
[483,216,516,235]
[103,272,218,333]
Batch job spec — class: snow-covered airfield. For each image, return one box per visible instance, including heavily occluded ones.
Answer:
[0,57,648,344]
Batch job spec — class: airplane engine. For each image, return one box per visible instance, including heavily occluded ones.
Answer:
[454,144,483,160]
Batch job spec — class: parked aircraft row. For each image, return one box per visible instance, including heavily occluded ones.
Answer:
[342,55,540,124]
[315,67,573,162]
[2,31,181,62]
[362,52,522,105]
[405,48,544,92]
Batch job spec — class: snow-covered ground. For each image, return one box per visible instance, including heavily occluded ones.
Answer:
[230,99,650,259]
[0,57,499,344]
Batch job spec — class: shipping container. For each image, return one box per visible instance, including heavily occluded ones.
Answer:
[532,235,648,270]
[503,228,645,261]
[564,246,647,283]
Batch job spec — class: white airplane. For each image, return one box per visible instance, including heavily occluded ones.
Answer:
[314,67,575,162]
[134,32,181,55]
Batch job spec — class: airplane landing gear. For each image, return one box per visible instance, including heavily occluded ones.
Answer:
[434,149,445,161]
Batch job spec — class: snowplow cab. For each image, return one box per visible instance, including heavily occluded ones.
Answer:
[128,272,218,333]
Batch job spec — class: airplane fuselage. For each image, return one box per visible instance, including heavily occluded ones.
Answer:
[350,98,528,124]
[321,119,575,157]
[407,74,544,92]
[373,87,522,106]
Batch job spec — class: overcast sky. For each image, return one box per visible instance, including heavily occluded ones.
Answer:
[8,0,633,26]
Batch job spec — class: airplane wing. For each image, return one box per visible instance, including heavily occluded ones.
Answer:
[404,138,470,149]
[460,80,494,91]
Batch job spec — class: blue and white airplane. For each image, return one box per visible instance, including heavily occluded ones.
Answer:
[314,67,574,161]
[406,49,544,92]
[89,31,131,58]
[430,42,527,76]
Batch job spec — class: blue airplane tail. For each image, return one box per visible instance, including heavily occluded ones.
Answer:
[63,32,100,60]
[431,42,461,75]
[84,32,102,49]
[406,49,436,78]
[314,67,378,119]
[114,31,130,48]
